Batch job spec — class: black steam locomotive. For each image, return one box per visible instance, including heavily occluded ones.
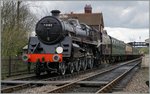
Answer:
[22,10,140,76]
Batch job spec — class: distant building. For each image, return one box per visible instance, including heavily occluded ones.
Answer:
[61,4,104,31]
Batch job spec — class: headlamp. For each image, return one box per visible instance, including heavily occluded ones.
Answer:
[56,47,63,54]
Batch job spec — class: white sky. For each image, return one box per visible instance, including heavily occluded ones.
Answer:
[105,27,149,43]
[28,1,149,43]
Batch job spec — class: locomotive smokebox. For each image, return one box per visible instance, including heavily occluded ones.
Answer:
[35,10,65,44]
[51,10,61,18]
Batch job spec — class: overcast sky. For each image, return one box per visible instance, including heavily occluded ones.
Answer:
[29,1,149,43]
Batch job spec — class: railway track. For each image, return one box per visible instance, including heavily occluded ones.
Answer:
[1,58,141,93]
[96,62,139,93]
[45,58,141,93]
[1,64,102,93]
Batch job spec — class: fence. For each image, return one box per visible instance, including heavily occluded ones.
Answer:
[1,56,35,79]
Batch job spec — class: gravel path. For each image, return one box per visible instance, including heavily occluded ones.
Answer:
[123,67,149,93]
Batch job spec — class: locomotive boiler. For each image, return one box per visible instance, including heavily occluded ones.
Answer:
[36,10,99,44]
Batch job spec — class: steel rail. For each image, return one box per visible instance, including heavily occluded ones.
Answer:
[5,74,36,81]
[1,84,31,93]
[96,61,140,93]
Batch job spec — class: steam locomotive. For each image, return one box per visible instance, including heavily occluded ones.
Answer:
[22,10,140,76]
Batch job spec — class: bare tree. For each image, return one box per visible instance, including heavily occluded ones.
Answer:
[1,1,36,56]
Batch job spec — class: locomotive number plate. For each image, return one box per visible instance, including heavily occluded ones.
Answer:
[43,23,53,27]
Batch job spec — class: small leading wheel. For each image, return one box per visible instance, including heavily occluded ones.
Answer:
[87,58,94,69]
[58,62,66,75]
[111,58,115,63]
[68,62,74,74]
[34,62,41,76]
[73,60,80,72]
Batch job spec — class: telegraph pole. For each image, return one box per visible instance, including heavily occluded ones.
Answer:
[17,1,21,32]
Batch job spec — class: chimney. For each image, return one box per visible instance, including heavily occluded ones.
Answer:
[71,12,73,14]
[51,10,61,18]
[84,4,92,13]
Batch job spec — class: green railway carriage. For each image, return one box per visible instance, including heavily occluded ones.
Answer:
[125,44,133,54]
[110,37,126,55]
[125,44,139,55]
[99,30,140,63]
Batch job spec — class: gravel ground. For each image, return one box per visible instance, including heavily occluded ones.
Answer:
[15,85,57,93]
[123,67,149,93]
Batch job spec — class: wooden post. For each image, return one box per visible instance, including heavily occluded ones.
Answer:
[8,56,11,77]
[28,62,31,73]
[17,1,21,32]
